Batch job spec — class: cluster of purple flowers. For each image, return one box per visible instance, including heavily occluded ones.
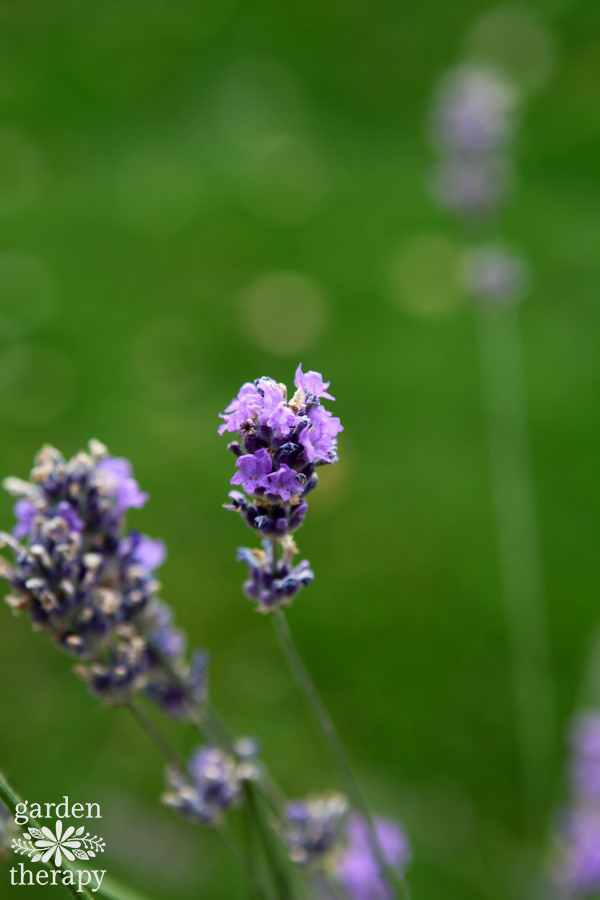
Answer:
[0,441,207,717]
[428,62,531,309]
[281,794,410,898]
[219,364,342,610]
[428,64,518,221]
[163,746,248,826]
[555,712,600,897]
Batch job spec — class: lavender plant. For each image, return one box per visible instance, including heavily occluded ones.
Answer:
[219,364,410,897]
[427,55,555,820]
[0,433,411,899]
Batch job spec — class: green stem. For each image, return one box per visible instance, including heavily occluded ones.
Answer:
[125,701,273,899]
[0,771,94,900]
[126,701,183,770]
[272,606,407,899]
[244,783,292,900]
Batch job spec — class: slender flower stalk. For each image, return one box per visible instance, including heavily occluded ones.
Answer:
[428,59,555,820]
[219,365,411,898]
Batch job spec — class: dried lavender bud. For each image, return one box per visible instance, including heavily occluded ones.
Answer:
[219,365,341,609]
[335,815,411,900]
[0,441,208,718]
[282,794,348,866]
[162,747,244,826]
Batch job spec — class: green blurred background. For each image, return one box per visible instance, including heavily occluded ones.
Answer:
[0,0,599,897]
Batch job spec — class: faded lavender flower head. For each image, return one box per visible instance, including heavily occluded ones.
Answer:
[459,242,531,307]
[554,711,600,897]
[282,794,348,866]
[428,64,519,222]
[219,364,342,611]
[163,746,244,826]
[335,815,411,900]
[429,65,517,157]
[0,441,207,718]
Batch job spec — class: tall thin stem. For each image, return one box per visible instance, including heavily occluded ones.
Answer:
[124,702,272,899]
[272,605,408,898]
[476,307,555,819]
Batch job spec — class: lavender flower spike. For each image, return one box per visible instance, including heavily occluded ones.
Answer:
[218,364,342,609]
[0,440,208,720]
[336,815,411,900]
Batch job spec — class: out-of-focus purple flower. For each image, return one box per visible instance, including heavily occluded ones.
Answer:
[294,363,335,401]
[459,243,531,307]
[13,499,37,539]
[96,457,148,513]
[231,448,273,494]
[283,794,347,866]
[0,441,208,720]
[429,65,517,157]
[558,808,600,897]
[428,156,513,220]
[336,815,411,900]
[131,535,166,571]
[163,747,243,826]
[299,406,343,464]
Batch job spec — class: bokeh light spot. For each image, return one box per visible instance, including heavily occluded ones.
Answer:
[389,233,463,318]
[0,251,55,338]
[215,58,308,151]
[134,319,203,402]
[0,128,43,216]
[239,133,328,225]
[0,344,76,425]
[464,8,558,94]
[116,148,203,236]
[238,272,328,354]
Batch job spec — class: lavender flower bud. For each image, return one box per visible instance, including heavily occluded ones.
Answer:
[237,542,314,612]
[162,747,244,826]
[282,794,348,866]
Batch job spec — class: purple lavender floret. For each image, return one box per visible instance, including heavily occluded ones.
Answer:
[554,712,600,896]
[0,440,208,719]
[96,457,148,513]
[219,364,341,609]
[237,541,314,612]
[282,794,348,866]
[163,747,243,826]
[336,815,411,900]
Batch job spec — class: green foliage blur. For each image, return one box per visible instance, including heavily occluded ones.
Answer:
[0,1,599,897]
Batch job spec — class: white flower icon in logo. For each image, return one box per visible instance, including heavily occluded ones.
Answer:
[32,821,86,866]
[12,821,106,864]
